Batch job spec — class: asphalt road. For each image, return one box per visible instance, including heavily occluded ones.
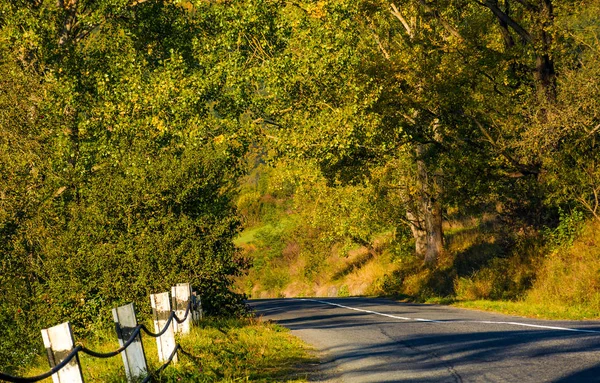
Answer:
[248,297,600,382]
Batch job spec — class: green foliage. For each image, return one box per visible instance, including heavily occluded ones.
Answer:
[4,0,600,368]
[543,208,586,249]
[524,219,600,318]
[337,285,350,297]
[236,162,297,228]
[235,0,600,320]
[0,59,64,372]
[24,318,313,382]
[0,0,292,369]
[235,157,403,297]
[242,221,297,296]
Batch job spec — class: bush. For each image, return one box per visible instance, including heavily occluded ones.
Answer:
[543,208,586,249]
[0,1,268,369]
[527,220,600,314]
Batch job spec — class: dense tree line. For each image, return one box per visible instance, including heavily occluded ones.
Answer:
[248,0,600,263]
[0,0,280,370]
[1,0,599,371]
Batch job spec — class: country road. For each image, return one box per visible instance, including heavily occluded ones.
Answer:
[248,297,600,382]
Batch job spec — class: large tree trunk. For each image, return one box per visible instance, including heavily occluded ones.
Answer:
[423,195,443,264]
[405,196,442,264]
[406,208,427,257]
[403,143,444,264]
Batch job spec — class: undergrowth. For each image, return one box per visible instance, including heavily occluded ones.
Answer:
[237,206,600,320]
[22,318,314,382]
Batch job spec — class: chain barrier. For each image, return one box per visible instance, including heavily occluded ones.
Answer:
[0,346,83,383]
[0,300,197,383]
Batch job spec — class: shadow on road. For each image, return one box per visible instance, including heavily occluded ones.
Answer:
[249,298,600,382]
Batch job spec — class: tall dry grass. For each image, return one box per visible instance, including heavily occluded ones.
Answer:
[524,220,600,318]
[238,210,600,319]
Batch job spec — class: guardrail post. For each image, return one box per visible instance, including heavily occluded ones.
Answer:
[112,303,148,381]
[171,283,192,334]
[150,292,178,363]
[192,291,203,323]
[41,322,84,383]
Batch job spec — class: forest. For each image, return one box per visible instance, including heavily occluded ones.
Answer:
[1,0,600,373]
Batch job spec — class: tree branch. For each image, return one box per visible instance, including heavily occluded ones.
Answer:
[586,123,600,137]
[419,0,464,41]
[57,0,79,46]
[512,0,539,12]
[472,117,540,176]
[390,3,413,38]
[474,0,533,43]
[496,0,515,48]
[576,194,600,222]
[367,17,391,60]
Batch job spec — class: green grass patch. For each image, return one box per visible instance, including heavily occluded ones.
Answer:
[424,297,457,305]
[234,218,296,246]
[453,300,600,320]
[23,318,314,382]
[234,225,267,246]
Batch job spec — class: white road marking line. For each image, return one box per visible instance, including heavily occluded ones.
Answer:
[259,307,286,313]
[299,299,600,334]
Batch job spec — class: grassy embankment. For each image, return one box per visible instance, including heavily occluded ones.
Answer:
[23,318,314,382]
[454,217,600,320]
[236,214,600,321]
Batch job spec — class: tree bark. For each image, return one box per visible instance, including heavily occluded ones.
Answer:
[482,0,533,43]
[415,143,444,264]
[479,0,556,100]
[534,0,556,101]
[58,0,78,47]
[406,208,427,257]
[423,195,443,264]
[496,0,516,49]
[404,189,442,264]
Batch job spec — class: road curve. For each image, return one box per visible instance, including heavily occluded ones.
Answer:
[248,297,600,382]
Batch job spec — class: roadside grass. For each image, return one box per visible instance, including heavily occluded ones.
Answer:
[452,300,600,320]
[236,211,600,322]
[420,219,600,321]
[23,317,314,382]
[405,296,600,321]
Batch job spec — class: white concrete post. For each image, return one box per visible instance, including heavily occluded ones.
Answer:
[171,283,192,334]
[192,291,203,323]
[112,303,148,381]
[150,292,178,363]
[41,322,84,383]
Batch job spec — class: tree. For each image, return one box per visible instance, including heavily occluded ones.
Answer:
[253,0,490,263]
[0,0,284,369]
[252,0,600,265]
